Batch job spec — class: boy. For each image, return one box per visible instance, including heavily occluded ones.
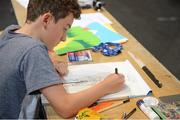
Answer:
[0,0,125,119]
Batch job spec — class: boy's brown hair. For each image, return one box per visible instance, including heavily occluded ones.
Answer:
[26,0,81,23]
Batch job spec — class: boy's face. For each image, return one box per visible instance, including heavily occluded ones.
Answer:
[42,13,74,50]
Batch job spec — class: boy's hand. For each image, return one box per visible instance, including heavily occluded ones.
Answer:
[54,61,68,79]
[101,73,125,94]
[48,51,68,79]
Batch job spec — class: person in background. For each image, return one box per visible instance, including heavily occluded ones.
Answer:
[0,0,125,119]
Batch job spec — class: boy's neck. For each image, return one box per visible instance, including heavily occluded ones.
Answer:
[15,22,43,41]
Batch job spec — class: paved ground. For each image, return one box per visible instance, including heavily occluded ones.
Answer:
[104,0,180,80]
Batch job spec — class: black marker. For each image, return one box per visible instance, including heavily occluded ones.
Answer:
[142,67,162,88]
[128,51,162,88]
[115,68,118,74]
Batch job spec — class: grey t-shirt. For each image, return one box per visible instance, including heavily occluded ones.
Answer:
[0,25,63,118]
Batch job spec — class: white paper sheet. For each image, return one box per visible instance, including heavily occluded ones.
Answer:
[72,13,112,27]
[16,0,29,8]
[63,60,152,100]
[41,60,152,104]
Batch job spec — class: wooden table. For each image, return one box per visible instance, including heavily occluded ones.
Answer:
[6,0,180,119]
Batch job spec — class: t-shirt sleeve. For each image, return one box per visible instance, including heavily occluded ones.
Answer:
[20,45,63,95]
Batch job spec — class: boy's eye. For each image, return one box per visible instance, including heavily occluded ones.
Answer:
[64,25,71,32]
[64,28,67,32]
[64,27,68,32]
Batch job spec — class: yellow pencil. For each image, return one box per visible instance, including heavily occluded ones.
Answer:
[98,96,129,103]
[97,99,130,113]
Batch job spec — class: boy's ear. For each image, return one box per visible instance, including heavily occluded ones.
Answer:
[41,12,53,28]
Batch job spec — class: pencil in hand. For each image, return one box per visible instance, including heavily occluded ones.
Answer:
[115,68,118,74]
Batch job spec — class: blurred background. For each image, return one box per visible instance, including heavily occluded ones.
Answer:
[0,0,18,31]
[103,0,180,80]
[0,0,180,80]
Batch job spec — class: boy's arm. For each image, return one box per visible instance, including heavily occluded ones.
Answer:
[40,73,124,118]
[40,82,106,118]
